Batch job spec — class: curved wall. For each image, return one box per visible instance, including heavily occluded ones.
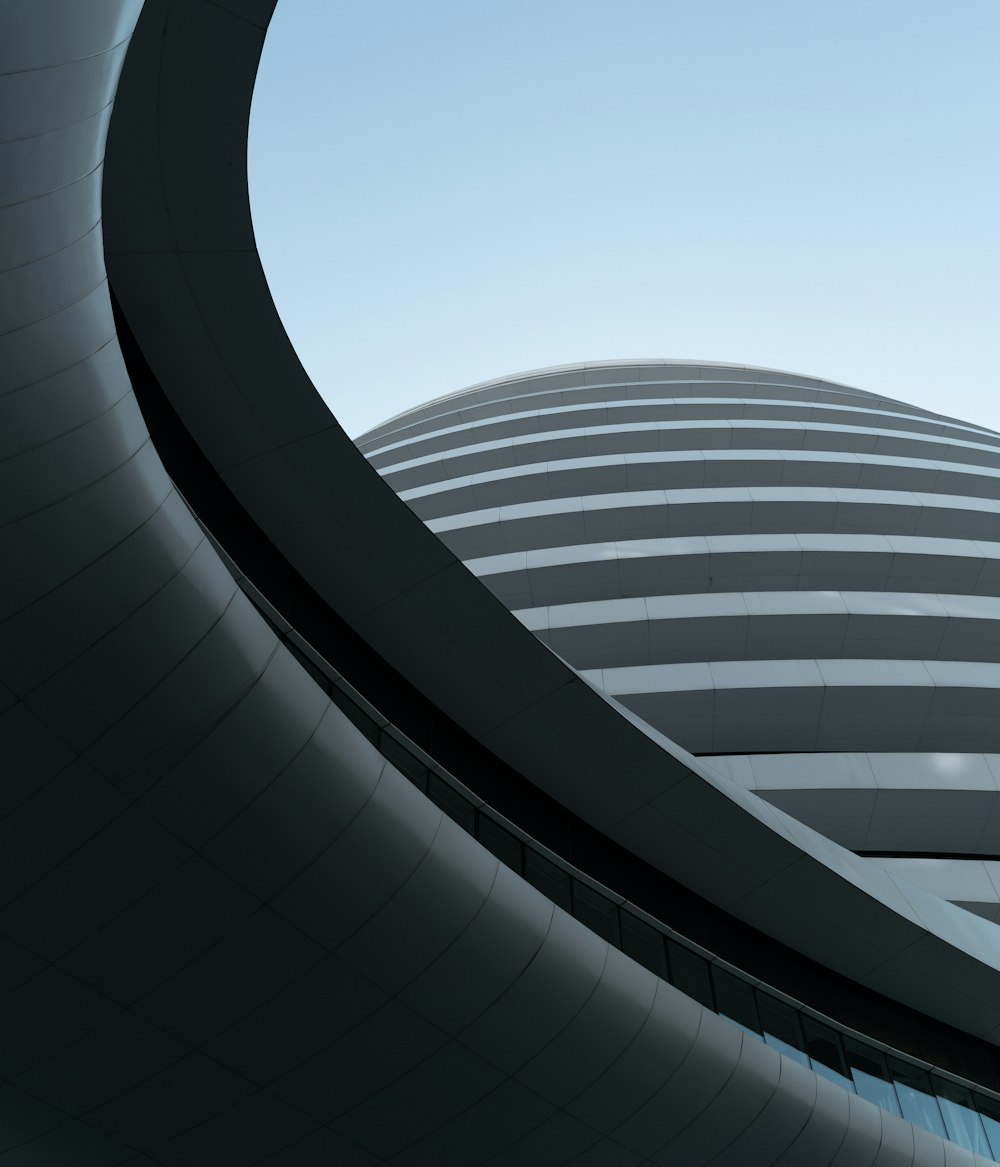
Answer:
[100,0,1000,1064]
[360,363,1000,911]
[3,1,1000,1162]
[361,363,1000,748]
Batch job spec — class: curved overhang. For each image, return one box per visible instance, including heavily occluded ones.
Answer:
[2,1,999,1162]
[100,0,1000,1043]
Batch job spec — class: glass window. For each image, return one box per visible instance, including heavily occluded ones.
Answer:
[756,994,809,1066]
[931,1078,992,1157]
[620,913,668,979]
[974,1093,1000,1161]
[523,851,572,910]
[844,1040,901,1116]
[667,943,714,1009]
[887,1059,946,1137]
[801,1017,855,1093]
[571,881,621,945]
[711,967,759,1035]
[476,816,523,874]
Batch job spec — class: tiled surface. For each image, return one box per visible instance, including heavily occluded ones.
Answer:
[363,356,1000,850]
[4,2,1000,1163]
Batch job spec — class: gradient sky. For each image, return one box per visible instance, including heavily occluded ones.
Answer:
[249,0,1000,439]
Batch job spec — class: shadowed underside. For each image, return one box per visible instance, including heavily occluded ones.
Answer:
[1,1,999,1163]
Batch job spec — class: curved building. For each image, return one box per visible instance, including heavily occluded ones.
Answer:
[5,1,1000,1163]
[360,363,1000,922]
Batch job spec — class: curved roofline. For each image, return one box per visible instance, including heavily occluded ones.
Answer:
[366,357,875,433]
[8,5,1000,1160]
[103,0,1000,1054]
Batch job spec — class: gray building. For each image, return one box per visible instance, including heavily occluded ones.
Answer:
[360,363,1000,923]
[5,1,1000,1163]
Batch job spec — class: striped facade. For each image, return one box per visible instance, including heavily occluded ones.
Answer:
[360,361,1000,920]
[12,2,1000,1159]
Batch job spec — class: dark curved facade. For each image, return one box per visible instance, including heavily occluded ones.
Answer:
[3,2,1000,1163]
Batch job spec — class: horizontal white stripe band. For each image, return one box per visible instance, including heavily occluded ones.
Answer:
[512,590,1000,631]
[704,751,1000,792]
[366,392,996,458]
[377,416,1000,477]
[584,657,1000,695]
[465,532,1000,578]
[428,485,1000,536]
[398,448,1000,503]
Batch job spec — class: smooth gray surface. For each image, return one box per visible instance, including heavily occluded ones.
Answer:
[101,0,1000,1050]
[2,1,999,1162]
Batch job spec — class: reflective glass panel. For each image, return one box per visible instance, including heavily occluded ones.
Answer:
[756,994,809,1066]
[844,1040,901,1116]
[801,1017,855,1093]
[888,1059,946,1137]
[974,1093,1000,1161]
[931,1078,992,1157]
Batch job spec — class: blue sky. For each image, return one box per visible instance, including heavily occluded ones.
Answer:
[249,0,1000,438]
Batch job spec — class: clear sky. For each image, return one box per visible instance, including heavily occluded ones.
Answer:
[249,0,1000,439]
